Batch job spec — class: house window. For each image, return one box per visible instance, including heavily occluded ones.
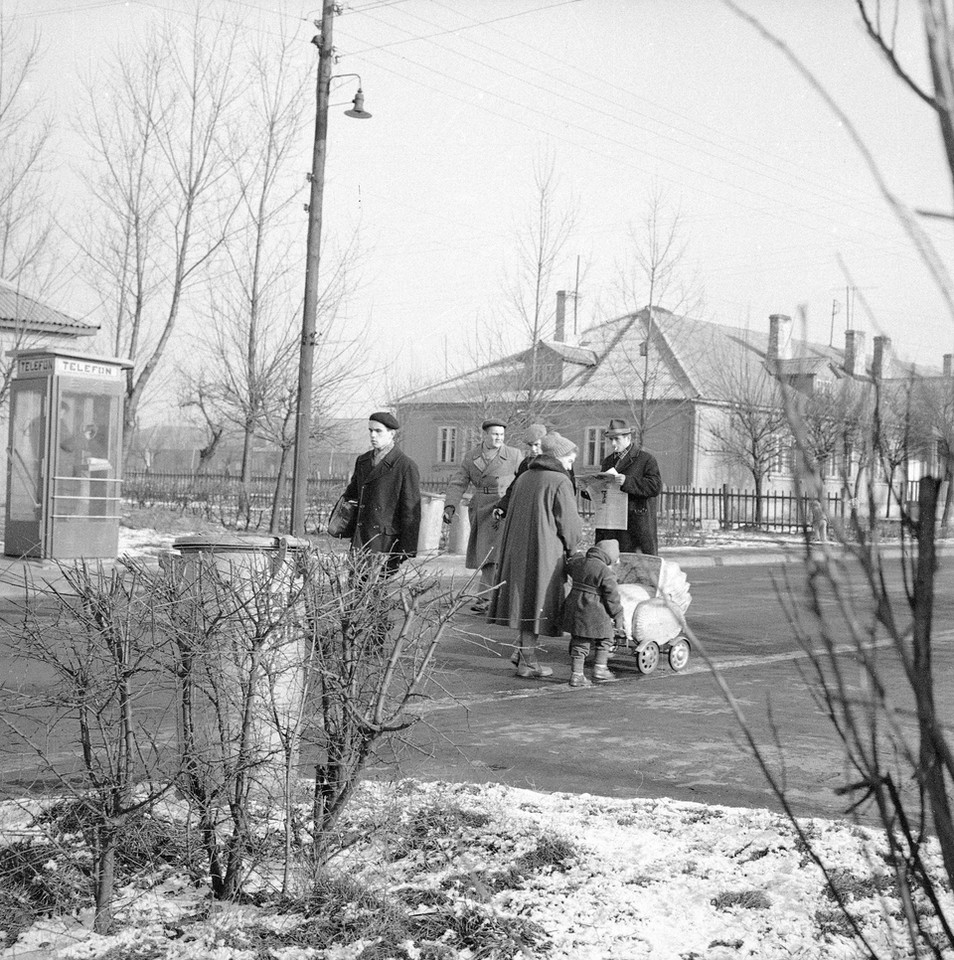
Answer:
[770,438,796,476]
[438,426,458,464]
[584,426,604,468]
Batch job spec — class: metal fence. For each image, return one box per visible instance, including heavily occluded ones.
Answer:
[122,470,447,533]
[125,470,854,535]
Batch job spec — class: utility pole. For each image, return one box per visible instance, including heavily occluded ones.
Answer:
[290,0,335,537]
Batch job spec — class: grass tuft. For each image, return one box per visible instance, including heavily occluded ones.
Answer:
[711,889,772,911]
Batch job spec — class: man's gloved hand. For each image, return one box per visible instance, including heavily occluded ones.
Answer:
[442,505,456,525]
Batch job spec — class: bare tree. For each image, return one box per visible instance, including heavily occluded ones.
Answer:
[0,15,54,288]
[77,12,244,462]
[609,186,703,445]
[712,5,954,954]
[503,156,577,413]
[707,349,787,526]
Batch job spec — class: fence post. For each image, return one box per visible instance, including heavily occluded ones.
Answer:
[721,483,730,530]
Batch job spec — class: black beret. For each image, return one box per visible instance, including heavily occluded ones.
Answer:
[481,419,507,431]
[369,411,399,430]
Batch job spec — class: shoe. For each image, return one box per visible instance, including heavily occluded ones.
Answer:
[470,599,489,614]
[592,665,617,683]
[568,673,592,688]
[515,663,553,679]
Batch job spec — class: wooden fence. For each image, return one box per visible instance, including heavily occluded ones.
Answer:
[124,471,854,535]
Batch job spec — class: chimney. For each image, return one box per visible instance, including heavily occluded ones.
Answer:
[844,329,866,376]
[767,314,793,363]
[872,335,891,380]
[945,353,952,377]
[554,290,566,343]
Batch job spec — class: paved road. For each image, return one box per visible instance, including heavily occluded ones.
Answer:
[368,558,954,822]
[2,552,952,823]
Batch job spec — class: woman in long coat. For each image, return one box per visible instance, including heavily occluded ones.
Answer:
[443,419,522,612]
[488,432,582,678]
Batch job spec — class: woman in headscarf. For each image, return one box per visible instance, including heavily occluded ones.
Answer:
[488,432,582,678]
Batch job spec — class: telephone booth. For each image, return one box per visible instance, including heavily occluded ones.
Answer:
[5,349,130,559]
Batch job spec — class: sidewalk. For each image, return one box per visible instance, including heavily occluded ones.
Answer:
[415,537,910,578]
[0,534,915,602]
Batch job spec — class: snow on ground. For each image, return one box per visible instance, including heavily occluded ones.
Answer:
[2,779,951,960]
[117,527,178,559]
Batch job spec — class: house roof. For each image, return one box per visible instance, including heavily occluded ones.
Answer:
[399,307,931,408]
[0,280,98,337]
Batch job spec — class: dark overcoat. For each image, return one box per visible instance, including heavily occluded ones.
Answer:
[563,544,625,640]
[343,445,421,563]
[488,456,582,637]
[444,443,522,569]
[595,445,662,555]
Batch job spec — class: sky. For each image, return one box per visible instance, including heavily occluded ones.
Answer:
[11,0,954,419]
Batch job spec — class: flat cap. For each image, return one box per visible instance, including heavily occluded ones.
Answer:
[369,411,399,430]
[481,418,507,431]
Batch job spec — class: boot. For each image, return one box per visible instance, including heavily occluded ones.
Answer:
[593,648,617,683]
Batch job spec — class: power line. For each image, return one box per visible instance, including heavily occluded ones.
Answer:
[335,21,916,255]
[356,0,895,233]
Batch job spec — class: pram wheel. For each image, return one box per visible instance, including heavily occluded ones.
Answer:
[635,641,659,675]
[668,636,691,671]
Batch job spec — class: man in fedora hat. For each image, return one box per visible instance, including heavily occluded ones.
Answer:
[595,418,662,555]
[342,411,421,572]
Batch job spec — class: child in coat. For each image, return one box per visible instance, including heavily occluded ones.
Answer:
[563,539,625,687]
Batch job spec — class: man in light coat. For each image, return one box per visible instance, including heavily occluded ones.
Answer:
[442,419,522,612]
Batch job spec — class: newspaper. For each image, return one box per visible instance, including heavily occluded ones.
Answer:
[579,471,628,528]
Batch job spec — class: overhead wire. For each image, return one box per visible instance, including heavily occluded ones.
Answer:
[334,16,921,262]
[344,0,906,248]
[420,0,880,220]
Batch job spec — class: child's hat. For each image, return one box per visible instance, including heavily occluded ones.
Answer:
[595,539,620,563]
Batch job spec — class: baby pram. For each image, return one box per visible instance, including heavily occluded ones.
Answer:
[615,554,692,674]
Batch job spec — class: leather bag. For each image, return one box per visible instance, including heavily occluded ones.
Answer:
[327,496,357,539]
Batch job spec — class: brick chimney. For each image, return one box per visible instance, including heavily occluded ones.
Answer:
[872,335,891,380]
[767,314,793,363]
[945,353,952,377]
[554,290,567,343]
[844,329,866,376]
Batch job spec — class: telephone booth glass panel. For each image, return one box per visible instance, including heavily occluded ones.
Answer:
[49,378,123,556]
[5,381,48,555]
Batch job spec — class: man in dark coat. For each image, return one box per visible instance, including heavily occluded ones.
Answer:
[595,419,662,555]
[343,411,421,571]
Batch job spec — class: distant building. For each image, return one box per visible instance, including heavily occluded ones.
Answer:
[127,417,369,477]
[395,306,938,498]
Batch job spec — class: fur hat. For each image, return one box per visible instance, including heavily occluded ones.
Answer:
[369,411,399,430]
[523,423,547,444]
[540,432,577,458]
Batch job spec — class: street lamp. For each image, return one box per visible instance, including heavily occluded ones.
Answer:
[290,0,371,537]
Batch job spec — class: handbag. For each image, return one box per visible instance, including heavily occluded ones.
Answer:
[327,496,357,539]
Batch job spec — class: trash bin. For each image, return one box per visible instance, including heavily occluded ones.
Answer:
[447,494,471,555]
[418,491,445,554]
[163,533,310,796]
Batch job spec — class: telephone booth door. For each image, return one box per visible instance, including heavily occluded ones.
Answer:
[48,376,124,558]
[5,377,50,557]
